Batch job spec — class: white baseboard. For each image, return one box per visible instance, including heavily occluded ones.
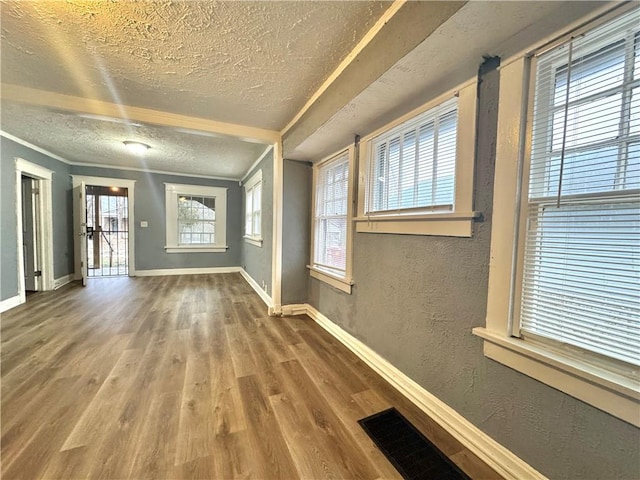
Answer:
[302,304,546,480]
[0,295,24,314]
[239,269,273,308]
[135,266,242,277]
[281,303,308,316]
[53,274,74,290]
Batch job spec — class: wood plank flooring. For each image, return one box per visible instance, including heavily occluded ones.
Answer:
[1,273,500,479]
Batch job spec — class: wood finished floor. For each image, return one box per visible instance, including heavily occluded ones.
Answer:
[1,273,500,480]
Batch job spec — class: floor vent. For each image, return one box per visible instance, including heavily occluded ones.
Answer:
[358,407,470,480]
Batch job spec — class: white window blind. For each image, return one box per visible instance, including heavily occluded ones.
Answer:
[367,97,458,214]
[521,9,640,366]
[314,152,349,276]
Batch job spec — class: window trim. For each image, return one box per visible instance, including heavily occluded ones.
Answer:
[355,80,479,237]
[308,146,355,294]
[243,169,263,247]
[475,7,640,428]
[164,183,228,253]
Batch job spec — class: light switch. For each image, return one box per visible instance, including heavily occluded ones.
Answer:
[140,221,148,228]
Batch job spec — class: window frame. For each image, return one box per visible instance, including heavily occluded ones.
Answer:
[243,170,263,247]
[164,183,228,253]
[474,5,640,428]
[356,81,478,237]
[308,146,355,294]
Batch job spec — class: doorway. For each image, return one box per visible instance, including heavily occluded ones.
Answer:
[72,175,136,284]
[21,175,41,292]
[15,158,54,303]
[85,185,129,277]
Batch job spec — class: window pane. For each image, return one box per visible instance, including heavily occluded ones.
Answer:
[521,201,640,365]
[435,111,457,205]
[320,161,347,216]
[373,143,387,212]
[553,41,625,105]
[551,94,622,151]
[314,152,349,275]
[398,131,416,208]
[369,98,457,213]
[630,87,640,135]
[246,190,253,212]
[416,123,435,206]
[316,217,347,271]
[246,189,253,235]
[627,143,640,187]
[253,184,261,211]
[253,211,261,237]
[531,145,630,198]
[523,9,640,367]
[178,195,215,245]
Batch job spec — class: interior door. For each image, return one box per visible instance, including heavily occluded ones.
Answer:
[22,176,37,291]
[73,182,88,286]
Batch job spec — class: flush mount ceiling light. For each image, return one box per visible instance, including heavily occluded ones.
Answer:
[123,141,150,155]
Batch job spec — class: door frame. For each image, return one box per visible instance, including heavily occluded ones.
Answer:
[15,158,54,301]
[71,175,136,278]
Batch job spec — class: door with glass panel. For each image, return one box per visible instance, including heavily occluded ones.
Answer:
[85,185,129,277]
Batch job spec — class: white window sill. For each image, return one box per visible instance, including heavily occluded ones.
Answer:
[472,327,640,427]
[354,211,480,237]
[308,266,353,294]
[243,236,263,247]
[165,245,228,253]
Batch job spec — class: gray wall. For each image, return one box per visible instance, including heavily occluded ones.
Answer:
[281,159,311,305]
[1,137,74,301]
[70,165,242,271]
[240,150,273,297]
[306,65,640,479]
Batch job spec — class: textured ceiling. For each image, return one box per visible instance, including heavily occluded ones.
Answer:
[288,1,610,161]
[1,102,267,179]
[1,0,389,129]
[1,0,611,177]
[0,0,389,178]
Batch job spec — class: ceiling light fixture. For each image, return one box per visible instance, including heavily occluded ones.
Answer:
[123,141,150,155]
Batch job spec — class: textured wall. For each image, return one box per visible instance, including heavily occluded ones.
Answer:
[307,65,640,479]
[240,150,273,297]
[281,159,311,305]
[1,137,74,301]
[70,165,241,271]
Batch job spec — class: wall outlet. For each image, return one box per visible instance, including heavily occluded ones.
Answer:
[262,280,267,291]
[140,221,148,228]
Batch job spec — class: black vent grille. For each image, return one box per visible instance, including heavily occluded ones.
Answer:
[359,408,470,480]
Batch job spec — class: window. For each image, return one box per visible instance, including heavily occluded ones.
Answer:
[523,14,640,367]
[476,6,640,427]
[178,195,215,244]
[244,170,262,246]
[164,183,228,253]
[356,81,478,237]
[370,98,457,213]
[309,147,354,293]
